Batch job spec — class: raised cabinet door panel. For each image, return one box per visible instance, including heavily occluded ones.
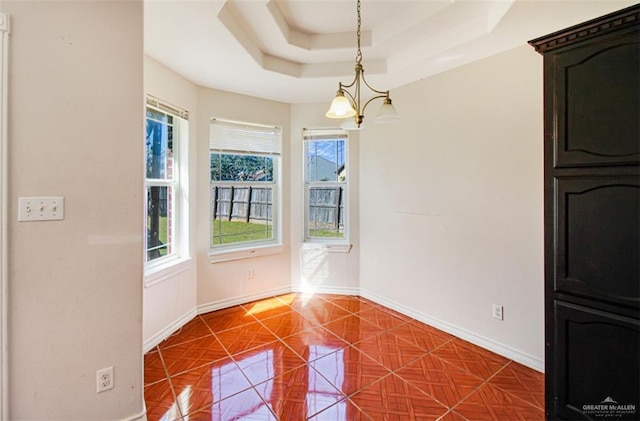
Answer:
[553,301,640,420]
[554,176,640,309]
[532,6,640,421]
[553,31,640,168]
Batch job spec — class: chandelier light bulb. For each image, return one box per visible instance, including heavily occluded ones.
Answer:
[374,98,400,124]
[326,91,357,119]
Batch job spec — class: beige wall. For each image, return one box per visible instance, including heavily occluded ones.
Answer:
[196,88,292,308]
[359,45,544,369]
[3,1,144,419]
[141,64,363,345]
[143,46,546,370]
[289,103,360,294]
[143,59,297,346]
[4,1,625,416]
[143,57,198,350]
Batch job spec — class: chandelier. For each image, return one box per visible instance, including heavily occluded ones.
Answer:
[325,0,399,129]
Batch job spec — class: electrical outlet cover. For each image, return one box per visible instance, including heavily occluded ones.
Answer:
[492,304,504,321]
[96,366,114,393]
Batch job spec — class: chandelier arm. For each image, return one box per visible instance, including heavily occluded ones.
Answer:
[339,65,360,90]
[340,87,357,109]
[360,72,391,96]
[360,94,389,117]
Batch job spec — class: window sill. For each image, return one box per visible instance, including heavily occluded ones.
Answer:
[209,243,284,263]
[144,257,193,288]
[302,243,352,253]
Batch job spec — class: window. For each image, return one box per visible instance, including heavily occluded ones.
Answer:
[145,97,188,266]
[210,119,281,252]
[303,129,348,241]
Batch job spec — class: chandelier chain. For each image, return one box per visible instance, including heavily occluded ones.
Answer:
[355,0,362,64]
[326,0,398,127]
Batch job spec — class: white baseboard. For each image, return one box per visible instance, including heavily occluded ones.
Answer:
[291,284,360,296]
[143,283,544,373]
[360,289,544,373]
[145,286,292,352]
[121,407,146,421]
[143,307,198,353]
[197,286,292,315]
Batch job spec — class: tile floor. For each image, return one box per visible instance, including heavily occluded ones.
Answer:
[144,293,544,420]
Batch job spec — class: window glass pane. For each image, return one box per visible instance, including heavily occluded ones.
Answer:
[307,186,344,239]
[209,120,281,251]
[210,153,273,182]
[211,185,273,246]
[304,134,347,240]
[306,140,346,182]
[147,186,173,261]
[146,110,174,180]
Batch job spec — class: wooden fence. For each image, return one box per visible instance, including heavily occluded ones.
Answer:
[212,185,273,223]
[308,186,344,233]
[211,184,344,231]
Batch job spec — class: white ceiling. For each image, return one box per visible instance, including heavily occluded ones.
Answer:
[144,0,636,104]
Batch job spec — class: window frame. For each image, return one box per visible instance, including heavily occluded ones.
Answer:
[209,118,283,261]
[303,128,349,245]
[144,98,189,273]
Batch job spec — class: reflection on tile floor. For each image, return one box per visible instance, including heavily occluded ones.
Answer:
[144,293,544,420]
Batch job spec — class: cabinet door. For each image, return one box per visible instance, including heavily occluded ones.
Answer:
[553,175,640,310]
[551,301,640,420]
[552,30,640,168]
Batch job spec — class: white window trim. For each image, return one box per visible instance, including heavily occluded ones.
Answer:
[209,119,283,260]
[303,128,350,246]
[209,243,284,264]
[144,100,190,272]
[301,242,352,253]
[0,13,8,419]
[144,256,192,288]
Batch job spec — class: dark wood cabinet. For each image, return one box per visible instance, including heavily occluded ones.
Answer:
[530,6,640,420]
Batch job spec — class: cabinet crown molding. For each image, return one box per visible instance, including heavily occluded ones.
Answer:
[529,4,639,54]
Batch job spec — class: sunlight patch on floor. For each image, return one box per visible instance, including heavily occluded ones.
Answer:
[243,292,298,316]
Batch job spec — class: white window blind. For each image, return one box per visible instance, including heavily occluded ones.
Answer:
[303,128,347,141]
[147,95,189,120]
[210,118,281,155]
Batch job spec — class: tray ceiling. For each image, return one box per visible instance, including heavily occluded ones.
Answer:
[145,0,636,103]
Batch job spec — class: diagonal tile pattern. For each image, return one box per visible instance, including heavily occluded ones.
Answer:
[144,350,167,386]
[453,382,544,420]
[170,357,253,415]
[254,364,346,419]
[144,293,544,420]
[395,353,484,408]
[160,335,229,376]
[349,374,449,420]
[430,338,510,380]
[388,320,454,352]
[488,361,545,410]
[310,346,391,396]
[352,331,428,371]
[357,307,409,330]
[157,317,213,350]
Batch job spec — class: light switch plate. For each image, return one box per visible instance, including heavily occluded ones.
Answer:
[18,197,64,221]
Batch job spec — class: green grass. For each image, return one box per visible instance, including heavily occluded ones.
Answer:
[211,220,344,245]
[212,219,273,245]
[308,229,344,238]
[159,216,168,244]
[147,216,169,258]
[151,217,343,251]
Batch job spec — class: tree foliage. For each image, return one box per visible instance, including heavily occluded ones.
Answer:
[210,153,274,182]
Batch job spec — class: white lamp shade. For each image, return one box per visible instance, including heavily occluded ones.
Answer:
[326,94,357,119]
[374,100,400,123]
